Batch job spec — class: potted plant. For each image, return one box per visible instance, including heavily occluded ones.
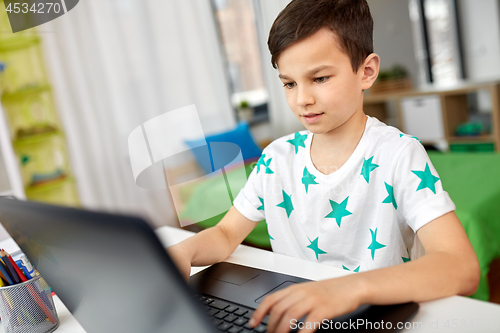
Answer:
[370,64,412,94]
[237,100,254,122]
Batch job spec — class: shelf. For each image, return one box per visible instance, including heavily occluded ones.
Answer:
[1,84,51,100]
[448,135,495,142]
[25,177,72,195]
[12,130,62,147]
[0,35,40,52]
[363,79,500,152]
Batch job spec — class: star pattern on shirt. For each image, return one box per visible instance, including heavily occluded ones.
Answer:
[277,190,294,218]
[255,154,274,174]
[399,133,420,142]
[382,182,397,209]
[342,265,360,272]
[368,228,386,260]
[302,167,318,193]
[287,132,307,154]
[264,157,274,174]
[412,163,439,194]
[257,197,264,211]
[265,222,274,240]
[307,236,327,260]
[360,156,379,183]
[402,248,411,263]
[255,154,266,174]
[325,197,352,227]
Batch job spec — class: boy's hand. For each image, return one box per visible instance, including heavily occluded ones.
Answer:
[166,244,192,282]
[250,277,364,333]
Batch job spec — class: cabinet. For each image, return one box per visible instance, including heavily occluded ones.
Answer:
[364,80,500,151]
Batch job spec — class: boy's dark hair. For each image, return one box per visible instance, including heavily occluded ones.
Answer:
[268,0,373,72]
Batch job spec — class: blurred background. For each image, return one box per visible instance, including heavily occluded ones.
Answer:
[1,0,500,302]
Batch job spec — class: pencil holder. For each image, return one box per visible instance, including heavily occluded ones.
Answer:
[0,275,59,333]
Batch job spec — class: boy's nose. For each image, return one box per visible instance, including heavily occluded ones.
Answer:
[296,86,315,107]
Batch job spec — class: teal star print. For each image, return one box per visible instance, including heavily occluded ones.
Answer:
[399,133,420,142]
[412,163,440,194]
[382,182,397,209]
[255,154,266,174]
[287,132,307,154]
[277,190,294,217]
[368,228,386,260]
[266,222,274,240]
[307,237,327,260]
[264,157,274,174]
[257,197,264,211]
[402,248,411,263]
[302,167,318,193]
[360,156,379,183]
[342,265,360,272]
[325,197,352,227]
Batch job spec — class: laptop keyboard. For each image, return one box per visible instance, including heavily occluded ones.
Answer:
[198,296,268,333]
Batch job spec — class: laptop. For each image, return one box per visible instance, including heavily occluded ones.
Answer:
[0,197,418,332]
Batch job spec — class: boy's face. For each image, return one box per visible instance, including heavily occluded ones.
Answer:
[277,28,368,135]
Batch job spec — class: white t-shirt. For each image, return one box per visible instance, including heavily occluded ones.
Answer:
[233,116,455,272]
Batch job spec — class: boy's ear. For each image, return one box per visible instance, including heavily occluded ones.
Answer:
[360,53,380,90]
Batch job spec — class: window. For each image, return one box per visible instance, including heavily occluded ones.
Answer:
[211,0,269,123]
[409,0,464,85]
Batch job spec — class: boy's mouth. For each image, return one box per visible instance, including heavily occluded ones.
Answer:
[302,112,324,117]
[302,112,324,124]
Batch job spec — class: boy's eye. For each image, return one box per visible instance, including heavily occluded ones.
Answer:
[283,82,296,89]
[314,76,329,83]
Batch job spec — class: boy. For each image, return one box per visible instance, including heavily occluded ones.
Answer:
[168,0,480,332]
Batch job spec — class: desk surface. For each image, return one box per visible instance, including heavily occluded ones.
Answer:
[2,226,499,333]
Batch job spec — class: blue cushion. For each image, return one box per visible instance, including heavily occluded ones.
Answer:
[185,122,262,174]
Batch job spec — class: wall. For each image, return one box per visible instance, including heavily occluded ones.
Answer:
[368,0,420,87]
[457,0,500,80]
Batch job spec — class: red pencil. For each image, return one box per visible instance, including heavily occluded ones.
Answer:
[3,250,27,283]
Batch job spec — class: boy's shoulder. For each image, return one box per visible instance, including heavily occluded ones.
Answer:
[365,116,424,156]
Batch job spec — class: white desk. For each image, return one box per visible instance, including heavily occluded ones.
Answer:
[2,226,500,332]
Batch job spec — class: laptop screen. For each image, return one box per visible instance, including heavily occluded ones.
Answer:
[0,197,217,333]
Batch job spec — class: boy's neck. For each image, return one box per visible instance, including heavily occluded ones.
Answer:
[311,109,367,152]
[310,110,367,175]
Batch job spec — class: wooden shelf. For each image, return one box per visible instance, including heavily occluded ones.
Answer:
[363,80,500,151]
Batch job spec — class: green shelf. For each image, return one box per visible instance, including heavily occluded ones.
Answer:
[0,35,40,52]
[13,130,62,147]
[25,176,72,195]
[1,84,51,100]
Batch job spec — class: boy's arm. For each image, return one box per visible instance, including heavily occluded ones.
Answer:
[167,206,258,280]
[250,211,480,333]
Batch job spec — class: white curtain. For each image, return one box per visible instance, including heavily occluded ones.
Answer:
[253,0,303,138]
[39,0,235,227]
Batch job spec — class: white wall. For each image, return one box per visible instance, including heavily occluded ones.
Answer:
[368,0,420,87]
[457,0,500,80]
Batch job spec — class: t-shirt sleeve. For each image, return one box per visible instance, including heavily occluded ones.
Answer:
[233,151,267,222]
[392,140,455,232]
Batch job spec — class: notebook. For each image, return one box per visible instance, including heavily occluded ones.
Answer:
[0,197,418,332]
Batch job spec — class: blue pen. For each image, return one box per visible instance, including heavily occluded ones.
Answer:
[16,255,35,279]
[16,260,31,279]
